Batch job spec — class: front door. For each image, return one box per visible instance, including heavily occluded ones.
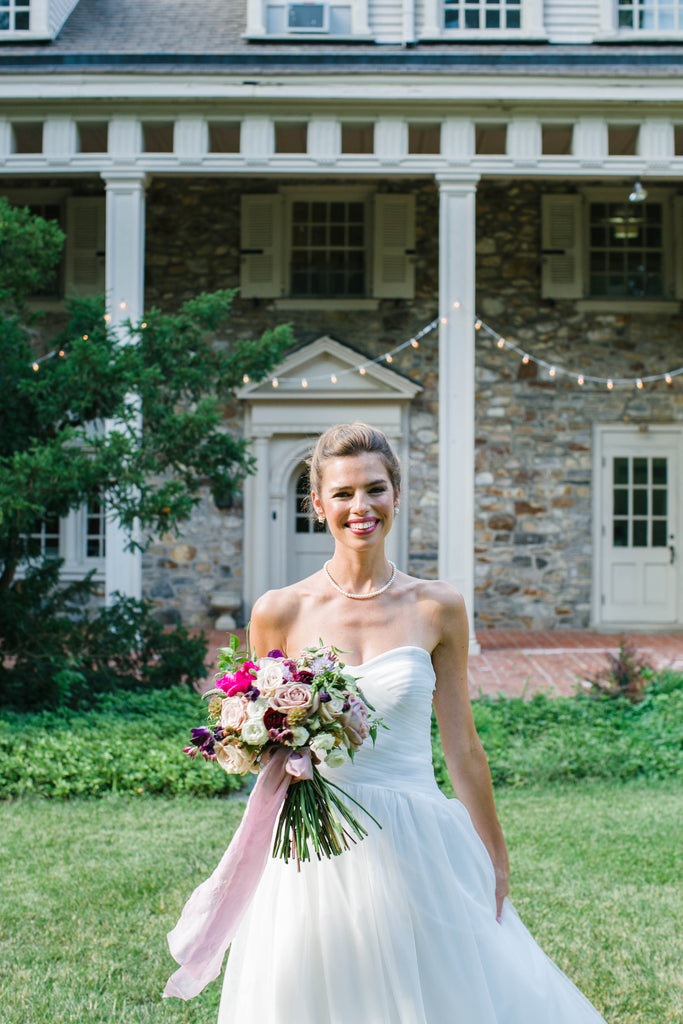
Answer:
[598,427,681,625]
[286,465,334,585]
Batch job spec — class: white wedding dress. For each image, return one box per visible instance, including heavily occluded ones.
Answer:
[217,646,607,1024]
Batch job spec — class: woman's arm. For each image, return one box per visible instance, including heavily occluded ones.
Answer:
[431,586,509,922]
[248,588,297,659]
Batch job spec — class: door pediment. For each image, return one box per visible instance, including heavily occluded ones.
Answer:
[239,336,422,403]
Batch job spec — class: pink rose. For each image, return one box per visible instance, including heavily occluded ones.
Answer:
[271,682,317,715]
[220,695,248,732]
[341,697,371,750]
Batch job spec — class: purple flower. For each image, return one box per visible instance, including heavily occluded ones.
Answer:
[319,692,332,703]
[188,725,224,758]
[267,649,285,659]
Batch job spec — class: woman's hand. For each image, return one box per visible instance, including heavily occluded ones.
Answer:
[494,863,510,923]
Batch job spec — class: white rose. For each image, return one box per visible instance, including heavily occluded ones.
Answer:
[220,695,248,732]
[215,741,256,776]
[255,662,285,698]
[246,697,268,721]
[310,733,335,753]
[289,726,309,747]
[317,695,346,724]
[240,720,269,746]
[325,745,349,768]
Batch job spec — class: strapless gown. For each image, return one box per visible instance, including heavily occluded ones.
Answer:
[217,646,607,1024]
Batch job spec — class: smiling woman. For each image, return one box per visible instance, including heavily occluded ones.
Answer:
[165,422,609,1024]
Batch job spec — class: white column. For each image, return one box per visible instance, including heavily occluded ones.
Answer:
[573,118,608,164]
[251,436,273,604]
[0,120,12,162]
[174,118,209,162]
[100,170,148,604]
[436,175,480,652]
[507,118,542,163]
[241,118,274,163]
[639,119,674,162]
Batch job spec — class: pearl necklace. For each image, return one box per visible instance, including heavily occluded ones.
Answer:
[323,560,397,600]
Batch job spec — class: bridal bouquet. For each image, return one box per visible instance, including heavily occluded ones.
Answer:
[184,634,383,865]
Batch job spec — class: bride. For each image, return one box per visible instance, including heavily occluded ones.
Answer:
[188,422,608,1023]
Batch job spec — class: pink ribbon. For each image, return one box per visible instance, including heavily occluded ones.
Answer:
[163,745,313,1000]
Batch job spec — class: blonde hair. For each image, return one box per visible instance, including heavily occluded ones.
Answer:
[308,422,401,496]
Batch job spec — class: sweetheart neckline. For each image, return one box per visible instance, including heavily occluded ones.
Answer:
[344,645,433,670]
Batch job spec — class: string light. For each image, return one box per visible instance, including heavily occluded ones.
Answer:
[141,322,147,329]
[411,339,419,349]
[476,314,682,388]
[272,378,279,388]
[385,354,393,363]
[453,300,461,309]
[32,362,39,372]
[58,350,65,358]
[242,374,250,384]
[119,301,127,310]
[103,314,111,323]
[301,378,308,388]
[82,334,88,340]
[440,316,448,325]
[359,367,367,375]
[330,374,338,384]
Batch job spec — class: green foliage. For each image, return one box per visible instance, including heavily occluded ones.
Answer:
[432,670,683,792]
[0,687,245,797]
[0,200,293,703]
[0,196,64,306]
[0,558,208,710]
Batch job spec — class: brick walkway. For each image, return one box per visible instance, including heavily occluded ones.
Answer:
[204,628,683,698]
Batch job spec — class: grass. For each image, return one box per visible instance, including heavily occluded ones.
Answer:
[1,781,682,1024]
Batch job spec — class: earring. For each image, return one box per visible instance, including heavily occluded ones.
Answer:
[394,506,400,515]
[317,515,326,524]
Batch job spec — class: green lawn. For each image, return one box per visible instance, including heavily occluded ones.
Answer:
[1,782,681,1024]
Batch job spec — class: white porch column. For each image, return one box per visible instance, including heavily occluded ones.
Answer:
[249,435,273,606]
[100,170,148,604]
[436,174,480,652]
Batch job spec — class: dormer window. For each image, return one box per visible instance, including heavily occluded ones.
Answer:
[247,0,369,38]
[0,0,31,31]
[265,2,352,33]
[617,0,683,30]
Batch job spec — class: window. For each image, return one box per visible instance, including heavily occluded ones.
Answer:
[240,189,415,302]
[12,122,42,153]
[0,0,30,31]
[23,501,106,580]
[291,199,365,298]
[541,190,679,303]
[264,2,352,34]
[618,0,683,30]
[445,0,521,28]
[612,457,668,548]
[588,201,663,299]
[295,471,326,535]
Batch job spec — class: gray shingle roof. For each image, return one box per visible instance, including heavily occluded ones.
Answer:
[0,0,683,75]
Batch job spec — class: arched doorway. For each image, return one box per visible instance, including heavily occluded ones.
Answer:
[287,464,334,584]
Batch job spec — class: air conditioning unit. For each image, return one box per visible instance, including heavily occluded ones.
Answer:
[287,3,328,32]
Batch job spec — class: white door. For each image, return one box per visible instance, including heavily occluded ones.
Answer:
[286,465,334,585]
[599,428,681,625]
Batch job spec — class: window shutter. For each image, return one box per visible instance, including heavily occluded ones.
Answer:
[541,194,583,299]
[674,196,683,300]
[240,194,283,298]
[65,197,106,297]
[372,193,415,299]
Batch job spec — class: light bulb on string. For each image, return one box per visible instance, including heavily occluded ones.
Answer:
[103,314,111,323]
[32,362,39,372]
[330,374,338,384]
[522,355,530,364]
[636,379,643,390]
[119,301,127,310]
[272,378,279,389]
[549,367,556,377]
[453,300,461,309]
[666,374,673,384]
[385,354,393,363]
[497,338,505,349]
[411,340,419,349]
[577,376,585,386]
[440,317,448,325]
[141,322,147,329]
[607,380,614,390]
[82,334,88,340]
[301,379,308,388]
[58,350,65,358]
[242,374,250,384]
[475,320,482,330]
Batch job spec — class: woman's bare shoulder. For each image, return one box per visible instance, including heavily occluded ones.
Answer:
[250,573,326,653]
[408,577,469,644]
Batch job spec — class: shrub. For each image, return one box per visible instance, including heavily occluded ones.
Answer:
[582,639,652,703]
[0,560,207,709]
[0,687,245,798]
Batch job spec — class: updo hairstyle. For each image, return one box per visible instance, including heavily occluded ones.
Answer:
[308,422,401,497]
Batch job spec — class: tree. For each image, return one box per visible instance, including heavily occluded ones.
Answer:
[0,197,293,706]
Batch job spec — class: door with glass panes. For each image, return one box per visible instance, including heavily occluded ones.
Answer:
[598,428,681,625]
[287,465,334,585]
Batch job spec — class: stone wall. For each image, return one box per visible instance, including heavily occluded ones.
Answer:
[141,177,441,624]
[473,179,683,628]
